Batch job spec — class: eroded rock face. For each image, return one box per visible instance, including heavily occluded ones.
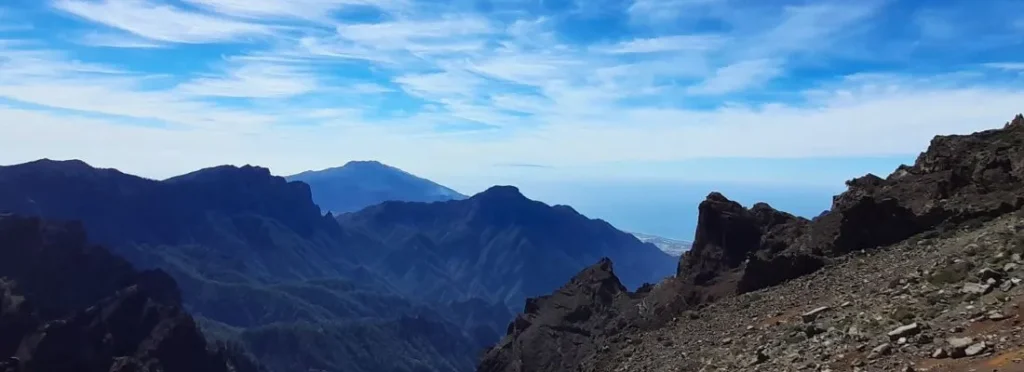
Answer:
[480,115,1024,372]
[0,215,260,372]
[681,115,1024,295]
[677,193,816,297]
[479,258,636,372]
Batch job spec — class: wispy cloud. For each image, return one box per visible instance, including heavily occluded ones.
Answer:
[494,163,553,169]
[687,59,782,95]
[594,35,724,54]
[181,0,408,22]
[76,31,164,48]
[0,0,1022,188]
[627,0,725,25]
[177,60,320,98]
[984,62,1024,71]
[53,0,274,43]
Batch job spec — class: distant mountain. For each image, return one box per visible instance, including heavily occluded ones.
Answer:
[631,232,691,256]
[0,214,260,372]
[0,159,479,372]
[338,186,677,314]
[287,161,466,214]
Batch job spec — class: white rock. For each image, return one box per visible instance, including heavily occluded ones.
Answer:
[888,323,920,339]
[802,306,831,322]
[964,342,988,357]
[962,283,992,295]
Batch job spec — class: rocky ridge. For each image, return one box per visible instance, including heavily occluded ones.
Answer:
[0,215,260,372]
[479,114,1024,372]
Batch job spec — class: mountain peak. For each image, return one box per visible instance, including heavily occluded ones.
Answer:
[165,164,273,183]
[343,160,391,169]
[287,160,465,214]
[474,185,525,200]
[3,159,109,177]
[1010,113,1024,128]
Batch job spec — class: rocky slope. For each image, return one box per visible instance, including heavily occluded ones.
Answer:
[479,114,1024,372]
[287,160,466,214]
[0,214,259,372]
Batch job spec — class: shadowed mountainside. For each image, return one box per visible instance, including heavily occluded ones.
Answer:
[0,161,479,372]
[337,185,676,306]
[0,214,260,372]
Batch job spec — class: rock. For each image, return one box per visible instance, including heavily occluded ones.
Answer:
[888,323,920,340]
[868,343,892,359]
[961,283,992,295]
[989,312,1009,320]
[1005,263,1019,272]
[1013,253,1022,263]
[750,349,769,365]
[979,268,1004,281]
[964,342,988,357]
[802,306,830,322]
[1001,280,1014,292]
[932,348,947,359]
[947,337,974,357]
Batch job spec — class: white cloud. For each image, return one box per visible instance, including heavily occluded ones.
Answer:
[335,16,495,51]
[627,0,724,25]
[749,1,882,58]
[53,0,274,43]
[3,76,1022,186]
[687,59,782,95]
[3,0,1023,190]
[181,0,409,22]
[177,61,320,98]
[393,71,482,101]
[984,62,1024,71]
[593,35,724,54]
[76,31,164,48]
[0,44,278,129]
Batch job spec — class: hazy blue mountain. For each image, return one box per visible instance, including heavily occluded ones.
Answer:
[287,161,467,214]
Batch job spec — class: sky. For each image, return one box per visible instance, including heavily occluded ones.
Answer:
[1,0,1023,238]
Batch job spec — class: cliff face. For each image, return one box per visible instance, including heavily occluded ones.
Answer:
[0,215,259,372]
[478,258,636,372]
[479,114,1024,372]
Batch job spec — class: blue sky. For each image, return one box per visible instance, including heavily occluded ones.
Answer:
[1,0,1023,237]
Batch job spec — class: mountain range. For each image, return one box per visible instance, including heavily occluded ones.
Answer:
[286,160,467,214]
[0,159,674,372]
